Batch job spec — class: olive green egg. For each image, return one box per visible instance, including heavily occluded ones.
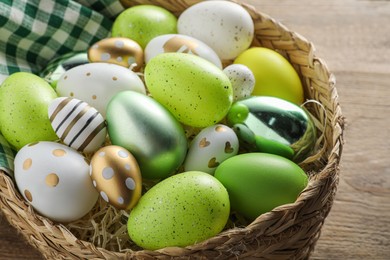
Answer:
[0,72,58,150]
[127,171,230,250]
[214,153,308,220]
[106,91,187,180]
[144,52,233,128]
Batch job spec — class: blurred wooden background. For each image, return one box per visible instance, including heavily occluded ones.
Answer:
[1,0,389,259]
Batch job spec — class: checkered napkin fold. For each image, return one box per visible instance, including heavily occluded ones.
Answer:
[0,0,126,178]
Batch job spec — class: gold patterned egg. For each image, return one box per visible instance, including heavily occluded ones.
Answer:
[88,37,144,71]
[90,145,142,210]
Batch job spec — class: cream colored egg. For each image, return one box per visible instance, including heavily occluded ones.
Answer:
[90,145,142,210]
[88,37,144,71]
[14,141,98,222]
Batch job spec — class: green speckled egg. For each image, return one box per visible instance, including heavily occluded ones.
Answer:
[144,53,233,128]
[0,72,58,150]
[214,153,308,220]
[111,5,177,48]
[127,171,230,250]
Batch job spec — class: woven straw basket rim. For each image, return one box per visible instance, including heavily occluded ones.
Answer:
[0,0,344,259]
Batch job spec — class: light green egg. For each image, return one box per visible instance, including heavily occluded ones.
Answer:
[112,5,177,48]
[145,53,233,128]
[214,153,308,220]
[127,171,230,250]
[0,72,58,150]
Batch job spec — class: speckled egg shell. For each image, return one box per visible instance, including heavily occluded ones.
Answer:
[56,63,146,117]
[184,124,239,175]
[145,34,222,69]
[14,141,99,222]
[90,145,142,210]
[48,97,107,154]
[127,171,230,250]
[223,64,255,101]
[178,1,254,60]
[88,37,144,71]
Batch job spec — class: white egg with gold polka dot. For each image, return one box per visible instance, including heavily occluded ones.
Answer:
[56,62,146,117]
[90,145,142,210]
[14,141,99,222]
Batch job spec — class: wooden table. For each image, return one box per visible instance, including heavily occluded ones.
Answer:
[1,0,389,259]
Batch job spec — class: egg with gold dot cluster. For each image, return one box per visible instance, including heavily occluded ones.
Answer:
[90,145,142,210]
[14,141,99,222]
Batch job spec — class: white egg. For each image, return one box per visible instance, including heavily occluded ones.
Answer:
[14,141,98,222]
[56,63,146,117]
[178,1,254,60]
[223,64,255,101]
[48,97,107,154]
[184,124,239,175]
[145,34,222,69]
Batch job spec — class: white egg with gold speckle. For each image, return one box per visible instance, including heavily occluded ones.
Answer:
[184,124,239,175]
[14,141,99,222]
[90,145,142,210]
[56,63,146,117]
[223,64,255,101]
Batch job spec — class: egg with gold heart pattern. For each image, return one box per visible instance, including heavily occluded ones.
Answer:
[184,124,239,175]
[90,145,142,210]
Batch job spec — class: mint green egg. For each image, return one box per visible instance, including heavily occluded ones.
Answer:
[112,5,177,48]
[128,171,230,250]
[214,153,308,220]
[0,72,58,150]
[145,53,233,128]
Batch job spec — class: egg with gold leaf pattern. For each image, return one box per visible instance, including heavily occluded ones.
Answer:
[88,37,144,71]
[14,141,99,222]
[90,145,142,210]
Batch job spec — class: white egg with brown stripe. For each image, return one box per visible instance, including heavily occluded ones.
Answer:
[184,124,239,175]
[14,141,99,222]
[48,97,107,154]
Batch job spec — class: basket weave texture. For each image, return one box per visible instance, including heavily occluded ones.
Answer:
[0,0,344,259]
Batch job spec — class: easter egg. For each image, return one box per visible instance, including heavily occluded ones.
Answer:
[178,1,254,60]
[88,37,144,71]
[145,34,222,69]
[214,153,308,220]
[106,91,187,180]
[112,5,177,48]
[56,63,146,117]
[14,141,99,222]
[40,52,89,89]
[0,72,58,150]
[227,96,316,162]
[145,52,233,128]
[48,97,107,154]
[234,47,304,104]
[128,171,230,250]
[184,124,239,175]
[90,145,142,210]
[223,64,255,101]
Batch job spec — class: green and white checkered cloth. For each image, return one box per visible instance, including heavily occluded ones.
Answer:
[0,0,126,177]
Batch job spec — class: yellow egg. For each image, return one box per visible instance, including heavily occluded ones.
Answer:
[88,37,144,71]
[234,47,304,105]
[90,145,142,210]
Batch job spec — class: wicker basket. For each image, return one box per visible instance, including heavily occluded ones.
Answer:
[0,0,344,259]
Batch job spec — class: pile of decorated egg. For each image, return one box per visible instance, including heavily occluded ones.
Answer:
[0,0,321,252]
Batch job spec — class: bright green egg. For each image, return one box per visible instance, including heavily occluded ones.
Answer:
[128,171,230,250]
[0,72,58,150]
[111,5,177,48]
[214,153,308,220]
[145,53,233,128]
